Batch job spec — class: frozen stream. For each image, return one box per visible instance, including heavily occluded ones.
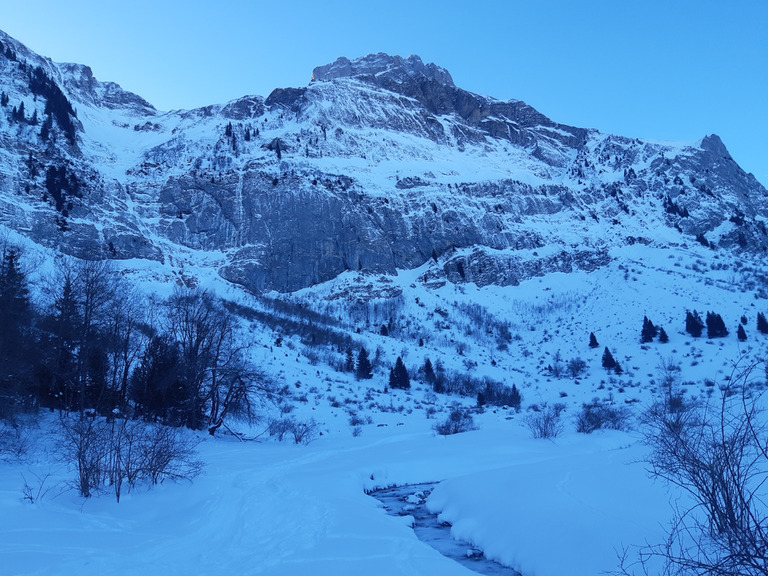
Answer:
[370,483,521,576]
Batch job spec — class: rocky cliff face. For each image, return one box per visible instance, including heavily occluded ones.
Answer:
[0,34,765,294]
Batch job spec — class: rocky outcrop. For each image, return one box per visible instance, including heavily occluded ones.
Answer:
[311,54,455,87]
[0,31,765,296]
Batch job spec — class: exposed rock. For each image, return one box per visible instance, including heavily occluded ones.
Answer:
[311,54,454,87]
[0,33,765,296]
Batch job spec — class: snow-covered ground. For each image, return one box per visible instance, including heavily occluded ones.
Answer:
[2,237,765,576]
[2,414,670,576]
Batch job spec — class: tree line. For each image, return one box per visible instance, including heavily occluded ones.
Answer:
[0,245,269,435]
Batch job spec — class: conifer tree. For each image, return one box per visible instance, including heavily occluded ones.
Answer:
[588,332,599,349]
[602,347,617,370]
[705,311,728,338]
[344,347,354,372]
[423,357,436,384]
[758,312,768,335]
[389,356,410,390]
[510,384,521,411]
[685,310,704,338]
[0,246,34,412]
[641,316,658,343]
[355,347,372,380]
[658,326,669,343]
[737,324,747,342]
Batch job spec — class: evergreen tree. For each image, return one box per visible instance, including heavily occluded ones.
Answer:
[40,115,52,140]
[588,332,599,349]
[422,357,436,384]
[685,310,705,338]
[737,324,747,342]
[13,100,25,122]
[0,91,8,107]
[758,312,768,335]
[602,347,617,370]
[355,347,372,380]
[705,311,728,338]
[42,273,82,410]
[658,327,669,343]
[0,247,34,414]
[389,357,410,390]
[641,316,658,343]
[344,347,355,372]
[509,384,521,411]
[129,335,184,423]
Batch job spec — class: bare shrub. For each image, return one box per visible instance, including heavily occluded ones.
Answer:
[21,470,56,503]
[268,418,293,441]
[59,416,202,500]
[268,417,319,445]
[526,403,565,439]
[434,408,477,436]
[575,400,631,434]
[620,362,768,576]
[290,419,319,445]
[58,416,109,498]
[0,419,31,461]
[567,357,587,378]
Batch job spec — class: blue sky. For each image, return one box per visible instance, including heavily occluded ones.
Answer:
[1,0,766,185]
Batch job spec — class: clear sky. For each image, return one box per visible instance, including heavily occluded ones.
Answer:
[1,0,766,185]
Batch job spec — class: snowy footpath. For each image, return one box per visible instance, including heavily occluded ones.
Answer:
[0,420,671,576]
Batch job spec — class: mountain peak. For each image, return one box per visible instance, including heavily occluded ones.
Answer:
[310,53,454,87]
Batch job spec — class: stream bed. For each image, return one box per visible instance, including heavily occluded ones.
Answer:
[370,483,521,576]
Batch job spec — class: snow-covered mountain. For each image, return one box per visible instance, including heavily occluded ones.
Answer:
[5,30,768,576]
[0,31,765,294]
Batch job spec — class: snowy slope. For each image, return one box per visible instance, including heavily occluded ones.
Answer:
[1,30,767,576]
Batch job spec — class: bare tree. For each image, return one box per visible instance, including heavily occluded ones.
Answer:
[621,361,768,576]
[58,415,202,501]
[163,287,270,434]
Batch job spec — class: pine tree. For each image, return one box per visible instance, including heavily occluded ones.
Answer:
[355,347,372,380]
[509,384,521,411]
[658,327,669,343]
[705,311,728,338]
[685,310,704,338]
[40,115,52,140]
[737,324,747,342]
[588,332,599,349]
[602,347,617,370]
[0,247,34,411]
[13,100,25,122]
[389,356,410,390]
[423,357,436,384]
[641,316,658,343]
[758,312,768,335]
[344,347,355,372]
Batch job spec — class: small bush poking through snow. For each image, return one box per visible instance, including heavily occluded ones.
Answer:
[434,409,477,436]
[575,400,632,434]
[525,403,565,439]
[269,417,319,444]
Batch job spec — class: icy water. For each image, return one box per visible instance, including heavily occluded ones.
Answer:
[370,483,521,576]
